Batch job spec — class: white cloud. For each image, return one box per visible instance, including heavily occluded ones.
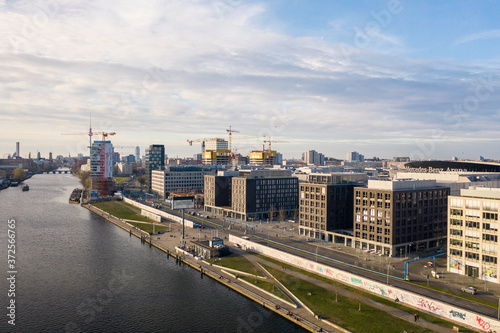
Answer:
[454,29,500,45]
[0,1,499,160]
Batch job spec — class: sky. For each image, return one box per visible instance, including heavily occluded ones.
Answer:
[1,0,499,161]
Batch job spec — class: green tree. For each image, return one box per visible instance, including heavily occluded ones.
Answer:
[13,168,25,181]
[78,171,90,188]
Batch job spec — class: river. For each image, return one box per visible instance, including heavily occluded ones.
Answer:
[0,173,304,333]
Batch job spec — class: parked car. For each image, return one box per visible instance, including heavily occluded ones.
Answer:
[461,286,477,295]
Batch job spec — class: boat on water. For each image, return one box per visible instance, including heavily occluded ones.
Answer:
[22,185,29,191]
[69,188,83,204]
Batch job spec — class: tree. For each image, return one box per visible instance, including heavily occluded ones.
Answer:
[278,206,286,224]
[268,204,276,222]
[78,170,90,188]
[13,168,25,181]
[137,176,146,190]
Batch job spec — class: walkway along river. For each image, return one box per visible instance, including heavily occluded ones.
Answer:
[0,173,304,333]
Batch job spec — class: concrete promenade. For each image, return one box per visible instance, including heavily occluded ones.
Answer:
[84,203,336,333]
[83,202,473,332]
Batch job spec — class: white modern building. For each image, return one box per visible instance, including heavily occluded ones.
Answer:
[448,187,500,283]
[151,166,216,199]
[395,171,500,196]
[90,140,114,179]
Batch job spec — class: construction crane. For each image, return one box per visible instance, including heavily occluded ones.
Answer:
[186,137,221,152]
[226,126,240,153]
[263,137,289,151]
[62,131,116,196]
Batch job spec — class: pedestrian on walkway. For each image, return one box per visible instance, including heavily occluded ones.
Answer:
[416,313,419,321]
[414,313,417,322]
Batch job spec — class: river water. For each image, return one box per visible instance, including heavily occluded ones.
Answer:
[0,173,304,333]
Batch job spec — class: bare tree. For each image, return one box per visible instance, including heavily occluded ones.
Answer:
[278,206,286,224]
[268,204,276,222]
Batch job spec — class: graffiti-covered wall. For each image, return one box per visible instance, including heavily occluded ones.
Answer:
[229,235,500,332]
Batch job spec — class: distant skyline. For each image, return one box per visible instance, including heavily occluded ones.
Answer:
[1,0,499,160]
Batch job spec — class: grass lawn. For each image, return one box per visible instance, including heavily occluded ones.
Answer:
[262,264,431,333]
[93,201,151,222]
[207,253,264,276]
[240,276,290,301]
[257,255,472,332]
[113,176,130,184]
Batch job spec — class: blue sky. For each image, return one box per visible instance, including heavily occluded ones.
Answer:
[0,0,499,160]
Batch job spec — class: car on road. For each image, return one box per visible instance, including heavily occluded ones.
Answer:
[426,261,434,267]
[461,286,477,295]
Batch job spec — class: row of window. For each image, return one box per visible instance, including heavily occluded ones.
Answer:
[354,231,391,244]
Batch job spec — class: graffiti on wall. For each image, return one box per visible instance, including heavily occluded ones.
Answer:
[228,235,500,332]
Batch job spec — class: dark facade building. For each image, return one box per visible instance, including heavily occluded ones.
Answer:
[232,169,298,221]
[299,173,367,241]
[353,179,449,256]
[145,144,165,192]
[204,174,234,215]
[204,169,298,221]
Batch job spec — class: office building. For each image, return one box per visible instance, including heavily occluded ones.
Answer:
[204,169,298,221]
[394,171,500,196]
[145,144,165,192]
[353,179,449,256]
[448,187,500,283]
[204,171,239,216]
[299,173,368,240]
[151,167,216,199]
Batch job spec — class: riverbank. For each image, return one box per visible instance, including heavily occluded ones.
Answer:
[83,203,332,333]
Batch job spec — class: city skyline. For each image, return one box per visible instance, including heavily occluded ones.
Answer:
[1,1,499,159]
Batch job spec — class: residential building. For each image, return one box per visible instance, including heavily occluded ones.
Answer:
[90,140,115,195]
[346,151,364,162]
[353,179,449,256]
[303,150,325,166]
[121,154,135,163]
[448,187,500,283]
[116,162,133,175]
[151,166,216,199]
[145,144,165,192]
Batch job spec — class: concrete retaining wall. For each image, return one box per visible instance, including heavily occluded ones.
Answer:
[230,234,500,332]
[124,197,196,228]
